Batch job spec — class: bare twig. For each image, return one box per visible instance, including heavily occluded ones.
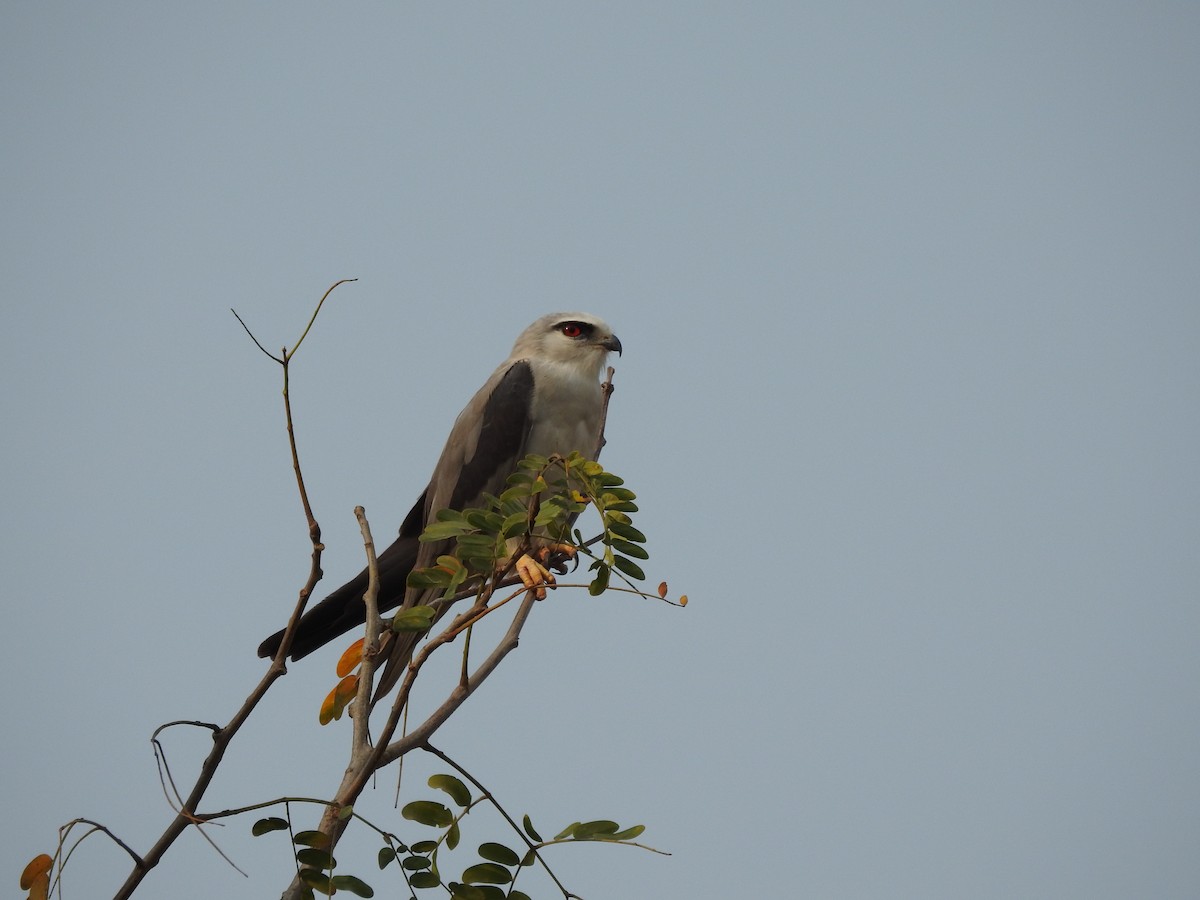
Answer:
[593,365,616,459]
[351,505,381,753]
[379,588,538,766]
[230,308,282,364]
[59,819,144,869]
[108,280,354,899]
[288,278,356,361]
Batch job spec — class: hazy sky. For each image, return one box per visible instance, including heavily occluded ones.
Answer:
[3,4,1198,898]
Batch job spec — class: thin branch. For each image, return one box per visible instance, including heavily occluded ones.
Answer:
[253,279,357,665]
[593,366,616,459]
[286,278,356,362]
[190,824,249,879]
[230,308,283,364]
[151,721,221,813]
[351,505,382,754]
[378,589,538,767]
[58,819,144,869]
[110,281,354,899]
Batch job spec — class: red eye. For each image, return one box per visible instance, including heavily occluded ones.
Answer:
[561,323,584,338]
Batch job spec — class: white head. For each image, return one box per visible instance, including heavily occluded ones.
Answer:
[510,313,622,375]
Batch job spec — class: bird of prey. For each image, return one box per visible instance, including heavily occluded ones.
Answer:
[257,312,622,669]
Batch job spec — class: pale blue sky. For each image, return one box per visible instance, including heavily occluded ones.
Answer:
[3,4,1198,898]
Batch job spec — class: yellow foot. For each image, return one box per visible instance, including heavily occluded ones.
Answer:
[515,553,556,599]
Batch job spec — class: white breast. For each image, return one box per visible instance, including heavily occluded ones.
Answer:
[526,359,604,459]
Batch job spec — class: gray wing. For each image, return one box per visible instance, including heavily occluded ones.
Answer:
[256,360,536,662]
[410,359,535,573]
[371,359,537,698]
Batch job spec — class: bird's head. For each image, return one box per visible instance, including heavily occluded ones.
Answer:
[512,312,622,374]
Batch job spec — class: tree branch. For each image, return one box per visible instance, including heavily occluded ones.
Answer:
[109,281,354,898]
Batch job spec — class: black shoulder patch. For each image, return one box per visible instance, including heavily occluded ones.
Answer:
[449,361,534,510]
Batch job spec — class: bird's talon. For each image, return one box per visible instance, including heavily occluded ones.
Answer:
[515,552,556,599]
[536,542,577,574]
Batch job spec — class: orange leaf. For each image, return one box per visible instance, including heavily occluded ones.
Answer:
[657,581,668,599]
[319,686,338,726]
[20,854,52,890]
[679,594,688,607]
[336,637,365,678]
[319,674,359,725]
[334,672,359,706]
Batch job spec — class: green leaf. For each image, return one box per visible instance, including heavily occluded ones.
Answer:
[500,511,530,538]
[522,813,542,842]
[477,842,520,866]
[392,606,437,632]
[408,871,440,889]
[553,822,581,840]
[337,804,354,820]
[407,567,448,588]
[601,487,636,502]
[294,830,331,848]
[330,874,376,897]
[402,855,433,871]
[578,458,603,476]
[456,533,499,557]
[449,884,487,900]
[377,847,398,869]
[465,509,502,532]
[533,502,565,527]
[296,848,335,869]
[446,820,461,850]
[497,495,527,515]
[595,471,624,486]
[588,564,609,596]
[461,863,512,885]
[421,520,476,541]
[410,840,438,854]
[604,500,639,513]
[520,848,537,867]
[510,892,533,900]
[428,773,472,807]
[607,521,646,543]
[499,482,534,502]
[612,555,646,580]
[611,539,649,559]
[572,820,620,839]
[251,816,289,836]
[603,824,646,841]
[298,869,332,894]
[401,800,454,828]
[435,554,466,571]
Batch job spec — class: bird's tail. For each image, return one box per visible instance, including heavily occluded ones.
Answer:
[256,536,419,661]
